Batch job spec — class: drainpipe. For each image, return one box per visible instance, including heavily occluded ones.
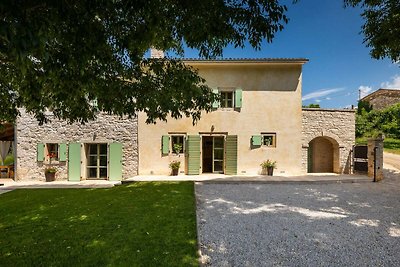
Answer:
[373,146,377,182]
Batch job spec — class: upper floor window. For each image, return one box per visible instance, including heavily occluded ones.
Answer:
[220,91,234,108]
[213,87,242,109]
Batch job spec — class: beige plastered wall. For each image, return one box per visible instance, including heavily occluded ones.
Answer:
[138,62,305,176]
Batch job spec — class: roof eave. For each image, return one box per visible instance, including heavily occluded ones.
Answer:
[182,58,309,65]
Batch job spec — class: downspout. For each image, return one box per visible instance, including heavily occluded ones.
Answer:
[373,146,377,182]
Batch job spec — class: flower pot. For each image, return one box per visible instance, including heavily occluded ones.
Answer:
[267,167,274,176]
[45,172,56,182]
[171,168,179,176]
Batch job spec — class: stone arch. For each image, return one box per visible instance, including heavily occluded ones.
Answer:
[304,131,342,148]
[307,136,340,173]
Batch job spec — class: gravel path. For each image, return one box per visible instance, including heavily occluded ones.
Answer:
[384,152,400,171]
[196,170,400,266]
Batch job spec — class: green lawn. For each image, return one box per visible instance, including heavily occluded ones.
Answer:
[356,137,400,155]
[0,182,198,267]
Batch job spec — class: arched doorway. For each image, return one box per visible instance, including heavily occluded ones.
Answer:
[308,136,339,173]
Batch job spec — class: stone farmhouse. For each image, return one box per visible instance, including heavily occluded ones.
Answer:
[2,56,355,181]
[360,88,400,110]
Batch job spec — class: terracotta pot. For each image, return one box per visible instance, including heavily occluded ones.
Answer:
[171,168,179,176]
[45,172,56,182]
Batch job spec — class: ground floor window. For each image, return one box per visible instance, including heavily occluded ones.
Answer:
[171,135,185,154]
[262,133,276,147]
[46,143,59,161]
[86,143,108,179]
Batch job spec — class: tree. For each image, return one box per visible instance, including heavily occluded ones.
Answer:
[345,0,400,63]
[357,100,372,114]
[302,103,320,108]
[0,0,290,124]
[355,103,400,138]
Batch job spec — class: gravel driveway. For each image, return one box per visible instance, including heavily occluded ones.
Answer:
[196,171,400,266]
[384,152,400,171]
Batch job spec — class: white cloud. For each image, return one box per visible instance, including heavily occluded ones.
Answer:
[358,85,373,98]
[302,88,344,101]
[381,75,400,89]
[315,99,321,103]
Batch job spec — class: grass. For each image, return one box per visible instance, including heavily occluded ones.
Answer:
[0,182,198,267]
[356,137,400,155]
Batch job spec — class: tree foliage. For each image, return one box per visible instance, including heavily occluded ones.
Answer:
[345,0,400,63]
[302,103,320,108]
[0,0,290,124]
[356,102,400,138]
[357,100,372,114]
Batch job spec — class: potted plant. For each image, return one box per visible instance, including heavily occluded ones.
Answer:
[169,160,181,176]
[260,160,277,176]
[173,143,183,155]
[45,167,57,182]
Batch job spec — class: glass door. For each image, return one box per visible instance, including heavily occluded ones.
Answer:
[87,143,108,179]
[213,137,224,173]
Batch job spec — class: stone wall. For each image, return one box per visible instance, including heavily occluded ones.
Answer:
[302,109,355,174]
[15,110,138,181]
[368,94,400,110]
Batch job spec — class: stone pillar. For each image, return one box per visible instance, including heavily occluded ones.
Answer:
[368,135,384,181]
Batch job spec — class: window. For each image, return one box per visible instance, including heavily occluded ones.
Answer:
[86,143,108,179]
[37,143,66,162]
[220,91,234,108]
[46,143,59,161]
[262,133,276,147]
[171,135,185,154]
[213,88,242,109]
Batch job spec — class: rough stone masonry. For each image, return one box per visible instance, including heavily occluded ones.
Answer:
[302,108,355,174]
[15,109,138,181]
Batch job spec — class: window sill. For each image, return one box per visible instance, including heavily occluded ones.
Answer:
[45,160,60,165]
[170,153,185,156]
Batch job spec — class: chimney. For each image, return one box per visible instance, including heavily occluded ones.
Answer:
[150,48,164,58]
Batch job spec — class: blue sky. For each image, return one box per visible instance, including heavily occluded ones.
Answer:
[182,1,400,108]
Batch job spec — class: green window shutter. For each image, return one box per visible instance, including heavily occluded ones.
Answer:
[235,88,242,108]
[187,135,201,175]
[109,143,123,181]
[68,143,81,181]
[251,135,262,146]
[225,135,238,175]
[37,143,45,162]
[59,143,67,162]
[212,88,220,109]
[162,135,170,156]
